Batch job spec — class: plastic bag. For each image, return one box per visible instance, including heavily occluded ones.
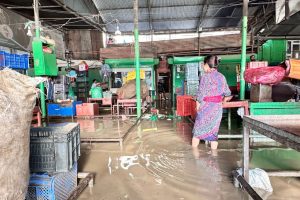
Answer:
[0,69,43,200]
[244,67,285,85]
[235,168,273,192]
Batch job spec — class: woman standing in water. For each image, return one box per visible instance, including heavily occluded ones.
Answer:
[192,55,232,150]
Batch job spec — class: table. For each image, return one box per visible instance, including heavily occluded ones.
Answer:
[115,99,139,116]
[88,98,113,115]
[242,115,300,197]
[223,101,249,130]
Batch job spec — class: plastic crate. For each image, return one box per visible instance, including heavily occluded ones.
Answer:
[76,76,88,82]
[177,95,193,116]
[4,52,10,66]
[26,163,77,200]
[30,123,81,173]
[47,101,82,117]
[186,82,199,96]
[76,103,99,116]
[20,54,29,69]
[185,63,199,80]
[190,99,197,120]
[0,51,4,66]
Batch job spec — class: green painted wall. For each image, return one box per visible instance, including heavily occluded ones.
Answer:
[88,68,102,87]
[258,39,287,65]
[218,63,238,87]
[174,65,185,95]
[105,58,158,67]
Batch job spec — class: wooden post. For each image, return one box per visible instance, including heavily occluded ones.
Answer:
[67,173,94,200]
[233,171,263,200]
[243,126,250,182]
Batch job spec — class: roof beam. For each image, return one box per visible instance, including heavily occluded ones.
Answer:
[108,27,240,35]
[147,0,153,31]
[7,6,61,9]
[99,3,223,11]
[117,16,244,24]
[197,0,210,32]
[49,0,106,32]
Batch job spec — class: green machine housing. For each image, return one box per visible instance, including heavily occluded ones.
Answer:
[32,38,58,76]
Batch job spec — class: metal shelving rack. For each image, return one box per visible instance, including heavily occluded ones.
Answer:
[76,71,89,102]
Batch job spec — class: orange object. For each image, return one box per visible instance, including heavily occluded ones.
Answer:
[32,106,41,127]
[102,98,112,105]
[190,99,197,120]
[77,119,96,132]
[76,103,99,116]
[288,59,300,80]
[177,95,193,116]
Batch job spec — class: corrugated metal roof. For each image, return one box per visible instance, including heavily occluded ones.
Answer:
[151,6,202,19]
[92,0,272,33]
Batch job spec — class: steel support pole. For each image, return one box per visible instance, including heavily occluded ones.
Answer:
[172,65,176,108]
[151,67,156,100]
[228,108,232,130]
[243,126,250,182]
[240,0,248,100]
[34,0,46,118]
[134,0,141,118]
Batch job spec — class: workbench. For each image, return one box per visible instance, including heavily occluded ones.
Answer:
[242,115,300,198]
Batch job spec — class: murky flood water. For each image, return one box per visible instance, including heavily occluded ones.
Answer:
[76,118,300,200]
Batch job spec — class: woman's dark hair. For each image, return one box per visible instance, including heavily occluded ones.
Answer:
[93,79,97,82]
[204,55,214,64]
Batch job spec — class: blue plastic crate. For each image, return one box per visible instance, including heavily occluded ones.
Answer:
[4,52,10,66]
[9,54,15,63]
[47,101,82,117]
[0,51,4,66]
[20,54,29,69]
[26,163,77,200]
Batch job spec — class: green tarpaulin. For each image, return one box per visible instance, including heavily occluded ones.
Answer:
[105,58,159,68]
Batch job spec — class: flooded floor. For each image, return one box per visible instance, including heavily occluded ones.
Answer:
[73,116,300,200]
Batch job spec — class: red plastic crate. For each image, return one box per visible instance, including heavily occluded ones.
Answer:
[190,99,197,120]
[176,95,193,116]
[76,103,99,116]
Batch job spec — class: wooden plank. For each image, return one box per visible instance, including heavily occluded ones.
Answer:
[81,138,122,142]
[233,171,263,200]
[68,173,94,200]
[100,34,247,59]
[243,115,300,149]
[267,171,300,177]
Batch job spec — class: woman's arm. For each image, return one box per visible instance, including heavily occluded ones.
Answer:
[196,101,201,111]
[223,96,232,102]
[222,75,232,103]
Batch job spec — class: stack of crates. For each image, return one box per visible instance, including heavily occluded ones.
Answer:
[26,123,80,200]
[185,63,199,96]
[0,51,29,69]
